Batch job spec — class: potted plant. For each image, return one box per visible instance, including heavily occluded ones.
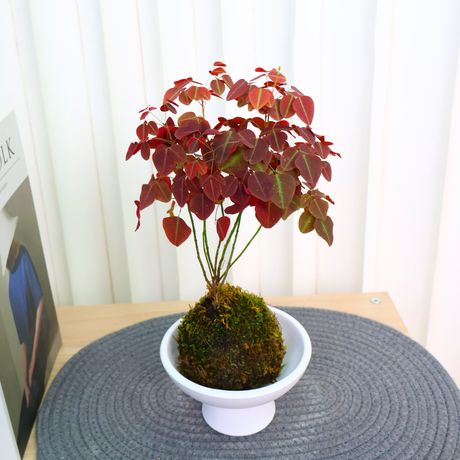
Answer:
[126,62,339,435]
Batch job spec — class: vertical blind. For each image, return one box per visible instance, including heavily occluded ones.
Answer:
[1,0,459,387]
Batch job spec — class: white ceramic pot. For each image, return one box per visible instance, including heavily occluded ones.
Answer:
[160,306,312,436]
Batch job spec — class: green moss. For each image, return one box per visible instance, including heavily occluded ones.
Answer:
[175,284,286,390]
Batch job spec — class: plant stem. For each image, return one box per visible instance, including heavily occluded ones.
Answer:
[214,239,222,281]
[219,215,243,287]
[216,213,241,279]
[227,225,262,272]
[202,220,215,277]
[188,207,211,287]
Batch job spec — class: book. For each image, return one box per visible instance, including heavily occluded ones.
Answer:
[0,111,61,457]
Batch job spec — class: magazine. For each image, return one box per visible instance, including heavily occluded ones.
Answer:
[0,111,61,457]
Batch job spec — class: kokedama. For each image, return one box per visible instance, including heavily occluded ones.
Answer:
[126,62,339,390]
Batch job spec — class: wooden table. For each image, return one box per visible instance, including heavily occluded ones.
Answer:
[24,291,408,459]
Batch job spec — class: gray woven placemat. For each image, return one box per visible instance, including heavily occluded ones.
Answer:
[36,308,460,459]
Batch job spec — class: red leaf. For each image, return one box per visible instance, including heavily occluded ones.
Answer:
[140,142,150,161]
[187,86,211,101]
[280,95,296,118]
[248,171,273,202]
[140,184,155,210]
[280,146,300,171]
[189,194,215,220]
[255,67,268,72]
[214,61,226,67]
[290,86,305,97]
[160,103,177,114]
[175,119,200,139]
[267,68,286,85]
[212,130,238,164]
[322,161,332,181]
[230,181,251,205]
[236,129,255,148]
[135,200,141,231]
[136,123,150,142]
[162,216,191,246]
[171,170,190,207]
[225,203,248,214]
[295,126,316,144]
[185,177,201,195]
[325,195,335,205]
[309,198,329,220]
[184,158,207,180]
[186,136,201,153]
[203,128,221,136]
[293,96,314,125]
[163,86,183,104]
[265,131,287,152]
[248,87,273,110]
[153,145,176,176]
[221,74,234,88]
[267,99,283,121]
[316,135,333,146]
[226,79,249,101]
[209,67,226,76]
[242,137,269,165]
[313,141,331,159]
[249,117,265,131]
[272,173,296,209]
[152,179,171,203]
[179,90,192,105]
[169,144,187,163]
[173,77,193,88]
[211,79,226,96]
[216,216,231,241]
[255,200,283,228]
[126,142,140,160]
[178,111,201,126]
[315,216,334,246]
[222,175,239,198]
[295,153,322,188]
[200,173,226,202]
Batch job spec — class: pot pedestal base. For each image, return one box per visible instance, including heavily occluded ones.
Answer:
[202,401,276,436]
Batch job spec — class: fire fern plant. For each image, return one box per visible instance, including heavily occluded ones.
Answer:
[126,61,339,300]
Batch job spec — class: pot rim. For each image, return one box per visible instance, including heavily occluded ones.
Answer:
[160,306,312,400]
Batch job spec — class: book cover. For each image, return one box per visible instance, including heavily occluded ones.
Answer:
[0,111,61,457]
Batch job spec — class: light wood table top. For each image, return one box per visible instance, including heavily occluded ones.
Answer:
[24,291,408,459]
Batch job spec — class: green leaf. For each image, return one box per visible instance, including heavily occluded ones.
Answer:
[298,211,315,233]
[221,147,248,173]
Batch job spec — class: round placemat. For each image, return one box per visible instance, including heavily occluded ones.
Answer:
[36,308,460,459]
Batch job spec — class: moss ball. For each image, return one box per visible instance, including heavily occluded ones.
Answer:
[175,284,286,390]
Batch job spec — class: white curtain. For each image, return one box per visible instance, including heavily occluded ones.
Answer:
[1,0,459,386]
